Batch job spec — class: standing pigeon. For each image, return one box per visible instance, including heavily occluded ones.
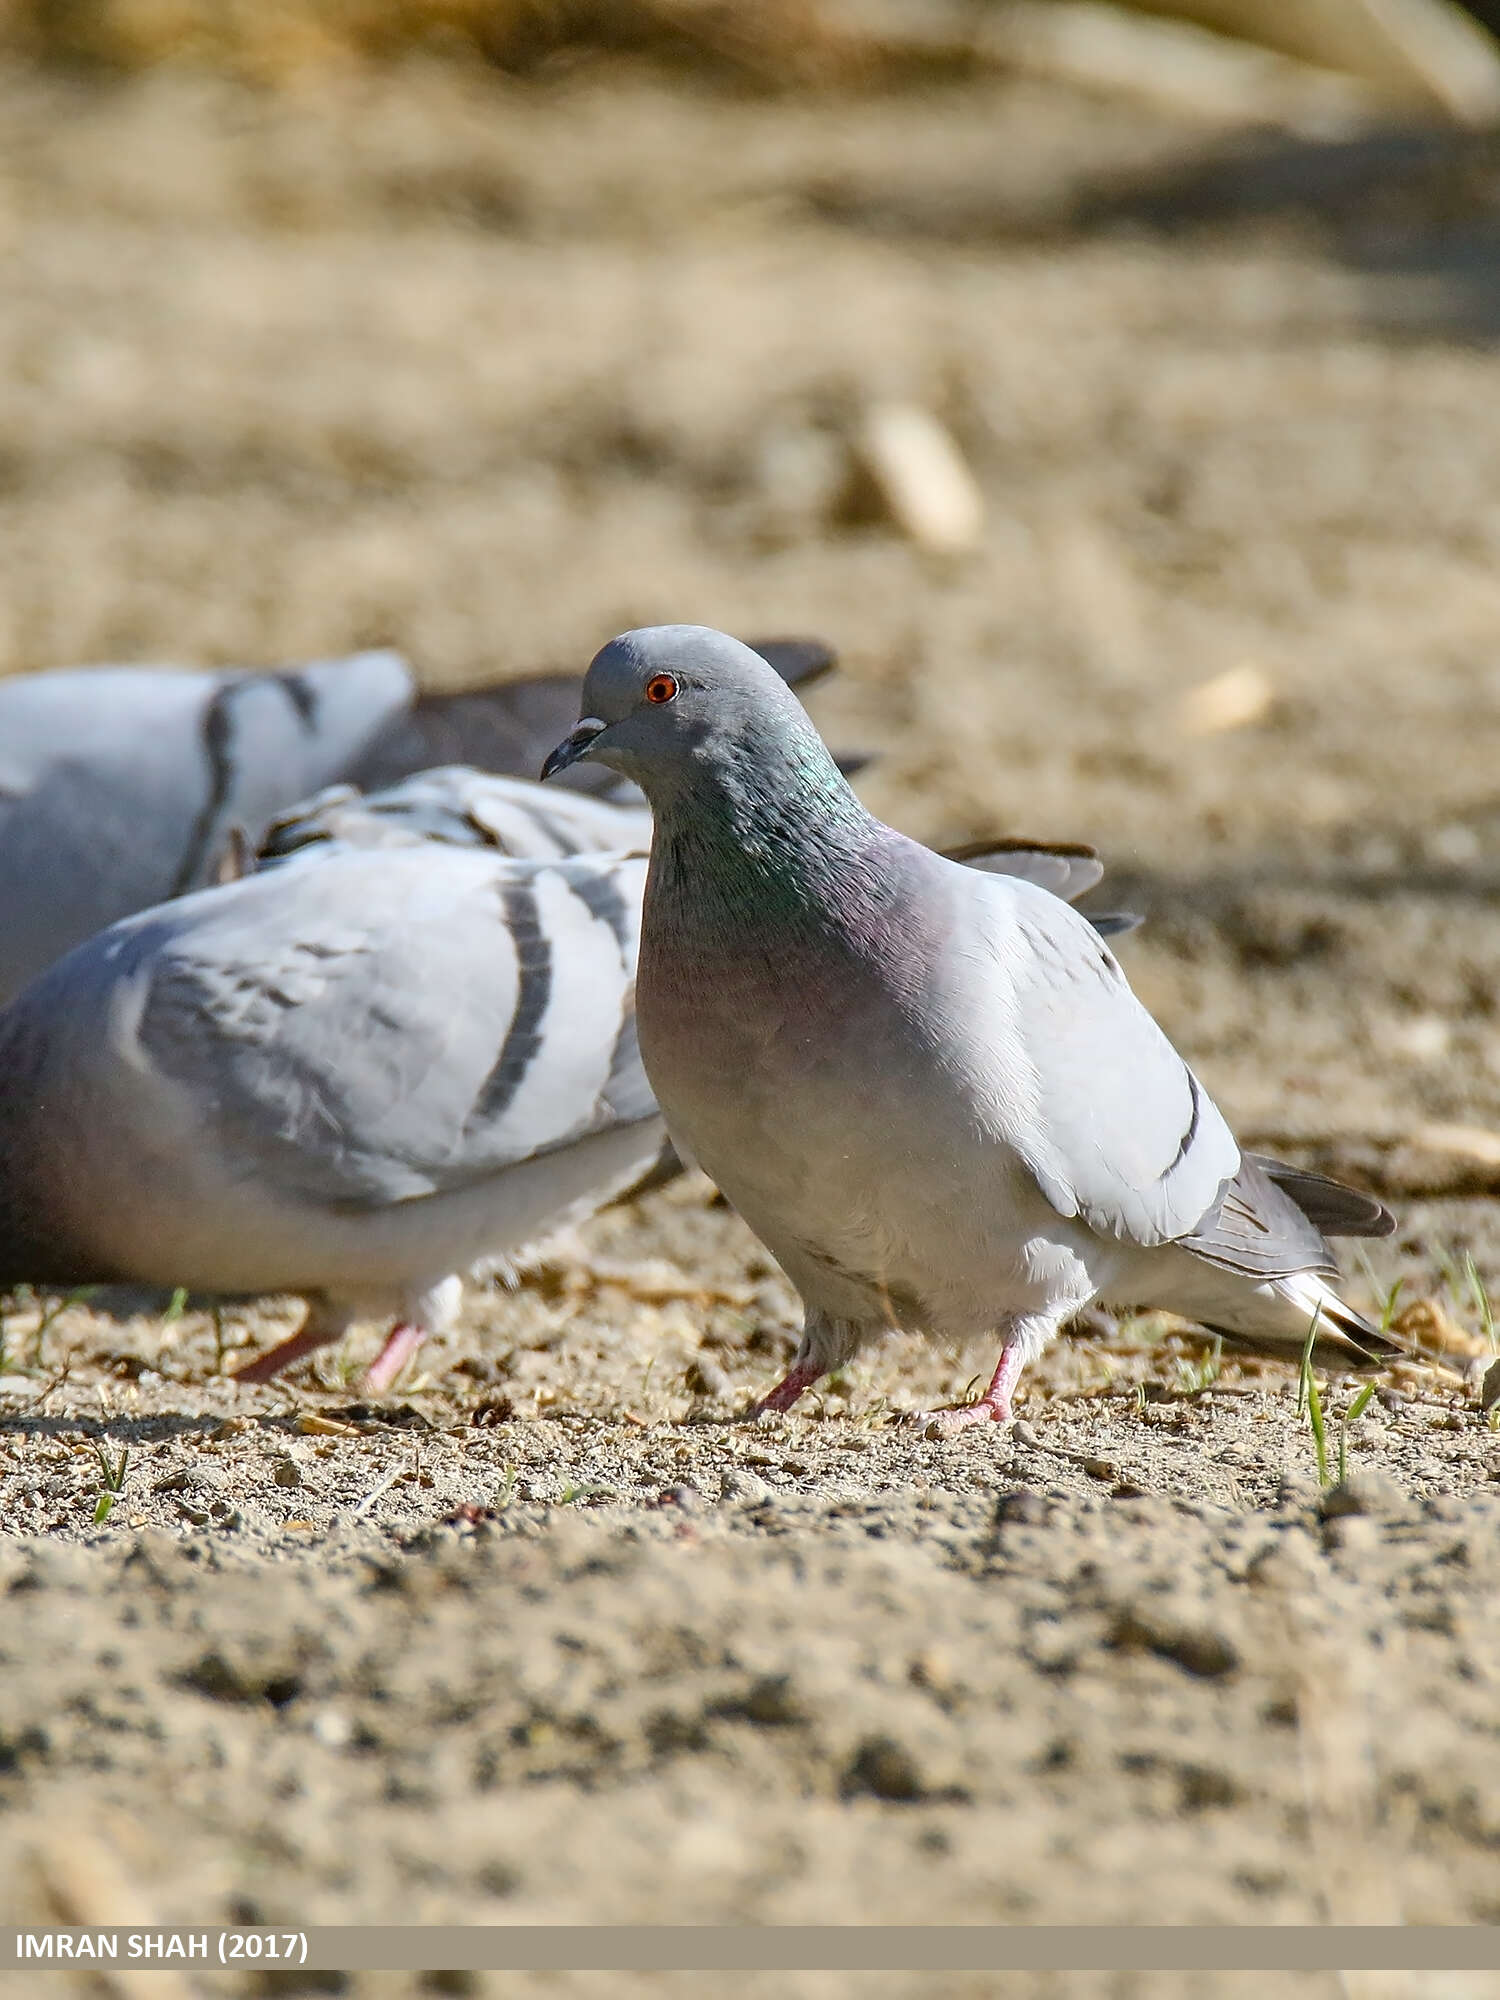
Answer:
[0,636,834,1004]
[0,841,662,1390]
[542,625,1399,1428]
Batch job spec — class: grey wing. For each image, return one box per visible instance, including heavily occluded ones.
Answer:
[984,879,1372,1277]
[136,847,653,1209]
[258,768,651,867]
[945,837,1141,938]
[946,837,1105,901]
[970,873,1241,1249]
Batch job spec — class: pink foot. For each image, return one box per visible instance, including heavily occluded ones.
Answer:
[921,1393,1015,1434]
[232,1324,341,1385]
[918,1342,1023,1435]
[361,1322,426,1395]
[748,1359,823,1418]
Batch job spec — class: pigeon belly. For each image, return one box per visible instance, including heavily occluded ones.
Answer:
[636,911,1102,1344]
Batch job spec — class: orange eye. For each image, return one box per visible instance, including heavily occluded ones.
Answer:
[644,673,679,705]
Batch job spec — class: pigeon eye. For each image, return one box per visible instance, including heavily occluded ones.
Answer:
[644,673,679,705]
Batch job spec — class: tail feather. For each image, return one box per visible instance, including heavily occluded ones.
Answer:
[1247,1153,1395,1241]
[1195,1271,1402,1370]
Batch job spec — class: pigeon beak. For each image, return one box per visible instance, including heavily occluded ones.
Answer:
[540,718,607,783]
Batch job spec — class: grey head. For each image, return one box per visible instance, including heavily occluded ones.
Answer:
[541,625,854,825]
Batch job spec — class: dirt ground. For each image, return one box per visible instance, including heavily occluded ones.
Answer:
[5,44,1500,1989]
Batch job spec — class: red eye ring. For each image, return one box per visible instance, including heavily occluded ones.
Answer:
[644,673,679,705]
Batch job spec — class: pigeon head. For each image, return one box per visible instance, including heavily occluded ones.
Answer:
[541,625,846,815]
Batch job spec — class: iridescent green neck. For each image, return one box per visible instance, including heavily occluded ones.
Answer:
[645,718,886,933]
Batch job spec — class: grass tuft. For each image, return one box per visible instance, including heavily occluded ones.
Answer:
[90,1441,130,1525]
[1298,1305,1328,1485]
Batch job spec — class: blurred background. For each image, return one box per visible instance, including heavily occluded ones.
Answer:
[5,0,1500,1199]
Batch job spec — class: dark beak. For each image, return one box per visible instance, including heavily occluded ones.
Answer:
[540,718,607,783]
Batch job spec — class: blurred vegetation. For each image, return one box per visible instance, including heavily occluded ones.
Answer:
[0,0,862,85]
[4,0,1498,129]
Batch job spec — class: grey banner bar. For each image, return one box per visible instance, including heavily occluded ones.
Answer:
[5,1929,1500,1972]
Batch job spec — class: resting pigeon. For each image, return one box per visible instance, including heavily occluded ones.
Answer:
[542,625,1400,1428]
[0,636,833,1004]
[0,842,662,1390]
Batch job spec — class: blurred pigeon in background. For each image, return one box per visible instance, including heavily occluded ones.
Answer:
[0,842,661,1390]
[0,636,835,1004]
[542,625,1402,1428]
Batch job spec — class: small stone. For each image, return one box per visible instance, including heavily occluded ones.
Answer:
[842,1734,925,1803]
[1275,1473,1320,1512]
[908,1647,953,1694]
[1481,1359,1500,1413]
[1323,1514,1380,1555]
[1010,1421,1040,1448]
[1083,1458,1116,1480]
[1109,1602,1239,1678]
[655,1484,702,1514]
[738,1674,806,1727]
[1246,1531,1323,1592]
[272,1458,302,1489]
[719,1468,772,1504]
[1319,1468,1404,1520]
[1026,1615,1092,1674]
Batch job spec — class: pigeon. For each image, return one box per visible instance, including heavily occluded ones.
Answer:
[0,636,834,1005]
[0,841,663,1390]
[542,624,1400,1428]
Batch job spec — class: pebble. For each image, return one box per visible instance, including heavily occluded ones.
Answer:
[1108,1600,1240,1678]
[739,1674,807,1727]
[1318,1468,1405,1520]
[1323,1514,1380,1556]
[719,1468,773,1504]
[842,1733,925,1803]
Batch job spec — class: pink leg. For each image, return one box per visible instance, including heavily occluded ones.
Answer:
[232,1321,344,1385]
[748,1358,824,1418]
[361,1322,427,1395]
[921,1341,1025,1433]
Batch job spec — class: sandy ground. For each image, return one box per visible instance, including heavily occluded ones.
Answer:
[4,48,1500,1989]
